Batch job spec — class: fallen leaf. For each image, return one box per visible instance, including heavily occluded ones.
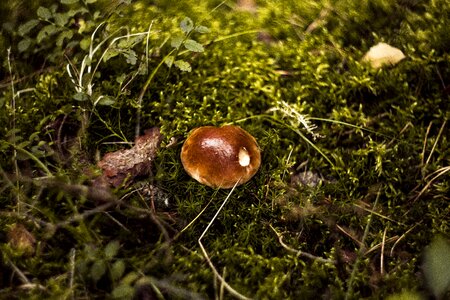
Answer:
[97,128,162,187]
[362,42,406,69]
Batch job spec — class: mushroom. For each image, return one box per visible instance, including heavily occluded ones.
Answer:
[180,125,261,188]
[181,125,261,298]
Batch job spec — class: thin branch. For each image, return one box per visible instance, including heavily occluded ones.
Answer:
[269,224,336,264]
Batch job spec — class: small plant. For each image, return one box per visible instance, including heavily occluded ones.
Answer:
[75,241,129,298]
[16,0,111,61]
[164,16,209,72]
[65,22,151,107]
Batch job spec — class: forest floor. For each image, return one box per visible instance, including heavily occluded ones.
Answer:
[0,0,449,299]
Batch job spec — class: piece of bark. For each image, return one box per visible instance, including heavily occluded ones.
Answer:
[97,127,162,187]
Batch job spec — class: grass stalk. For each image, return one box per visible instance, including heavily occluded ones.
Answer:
[345,185,382,300]
[198,179,251,300]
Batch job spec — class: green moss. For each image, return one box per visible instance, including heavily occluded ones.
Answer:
[1,0,449,299]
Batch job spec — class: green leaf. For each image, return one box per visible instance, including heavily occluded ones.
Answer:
[83,56,92,67]
[18,39,32,53]
[73,92,89,101]
[77,17,94,34]
[120,271,139,285]
[195,25,210,34]
[170,35,184,49]
[137,63,147,75]
[103,48,121,62]
[54,12,70,27]
[111,260,126,281]
[118,35,144,49]
[423,235,450,298]
[184,39,204,52]
[31,145,48,158]
[90,260,106,282]
[104,240,120,259]
[164,56,174,67]
[80,37,90,50]
[37,24,59,43]
[174,60,191,72]
[76,260,89,276]
[96,96,116,106]
[37,7,52,20]
[93,10,101,20]
[56,30,73,47]
[68,7,89,17]
[18,19,39,36]
[61,0,79,4]
[180,17,193,34]
[116,74,127,84]
[17,140,30,150]
[84,244,98,261]
[122,49,137,65]
[111,284,134,299]
[6,129,22,141]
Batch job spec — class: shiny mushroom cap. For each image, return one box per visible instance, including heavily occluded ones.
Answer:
[180,125,261,189]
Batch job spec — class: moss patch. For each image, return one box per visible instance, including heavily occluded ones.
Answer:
[1,0,449,299]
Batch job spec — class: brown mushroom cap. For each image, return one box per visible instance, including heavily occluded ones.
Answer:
[180,125,261,189]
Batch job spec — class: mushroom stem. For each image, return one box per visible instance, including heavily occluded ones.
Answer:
[198,179,251,300]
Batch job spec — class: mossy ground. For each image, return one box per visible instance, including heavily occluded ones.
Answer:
[1,0,449,299]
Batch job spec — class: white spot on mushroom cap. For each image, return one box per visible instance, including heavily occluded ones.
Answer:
[238,147,250,167]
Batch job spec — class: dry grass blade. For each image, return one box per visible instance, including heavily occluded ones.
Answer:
[412,166,450,203]
[380,227,387,275]
[345,185,382,300]
[198,180,251,300]
[269,224,336,264]
[424,119,446,169]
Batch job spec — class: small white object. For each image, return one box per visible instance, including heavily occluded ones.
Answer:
[238,147,250,167]
[362,42,406,69]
